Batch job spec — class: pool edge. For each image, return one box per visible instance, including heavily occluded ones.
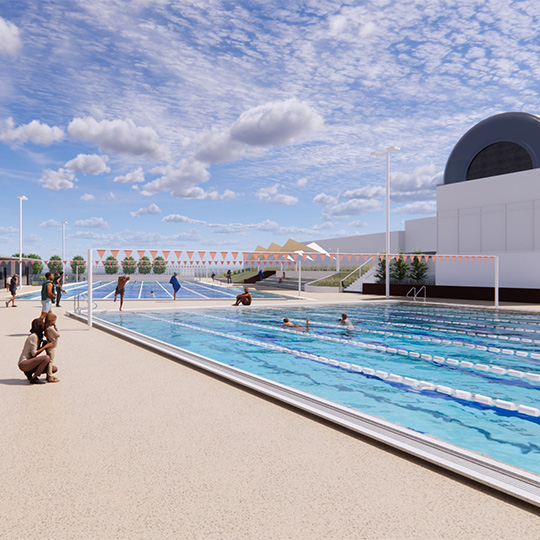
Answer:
[68,309,540,509]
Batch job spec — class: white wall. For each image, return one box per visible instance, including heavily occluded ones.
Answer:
[436,168,540,287]
[309,231,405,254]
[404,217,437,253]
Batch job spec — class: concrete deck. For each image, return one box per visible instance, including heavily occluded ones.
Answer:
[2,289,540,539]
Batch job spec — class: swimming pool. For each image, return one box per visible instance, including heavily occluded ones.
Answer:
[94,302,540,480]
[19,280,291,301]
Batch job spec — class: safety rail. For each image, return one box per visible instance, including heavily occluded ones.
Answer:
[339,259,374,292]
[73,294,97,314]
[406,286,427,302]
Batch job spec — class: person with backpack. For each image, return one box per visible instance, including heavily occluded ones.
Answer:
[40,272,56,318]
[5,275,18,307]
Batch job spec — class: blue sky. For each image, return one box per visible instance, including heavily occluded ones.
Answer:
[2,0,540,260]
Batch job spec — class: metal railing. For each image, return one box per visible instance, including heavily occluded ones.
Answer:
[406,286,427,302]
[339,260,374,292]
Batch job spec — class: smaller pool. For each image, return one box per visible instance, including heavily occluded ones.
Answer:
[18,280,292,301]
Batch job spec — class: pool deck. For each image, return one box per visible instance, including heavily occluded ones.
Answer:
[2,287,540,539]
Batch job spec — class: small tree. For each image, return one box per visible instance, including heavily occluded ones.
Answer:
[104,255,119,274]
[390,252,409,282]
[47,255,63,273]
[13,252,43,274]
[70,255,86,276]
[374,255,386,283]
[408,251,429,283]
[153,256,166,274]
[122,256,137,274]
[138,255,152,274]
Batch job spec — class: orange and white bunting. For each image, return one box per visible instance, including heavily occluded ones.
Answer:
[231,252,238,260]
[162,251,170,260]
[97,249,106,259]
[137,250,146,258]
[175,251,182,259]
[187,251,194,260]
[209,251,217,260]
[221,251,228,260]
[124,250,132,258]
[111,250,119,258]
[150,250,158,259]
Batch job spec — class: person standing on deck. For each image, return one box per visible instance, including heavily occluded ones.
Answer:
[169,272,181,300]
[6,275,18,307]
[40,272,56,318]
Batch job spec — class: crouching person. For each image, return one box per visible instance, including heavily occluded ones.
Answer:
[18,318,58,384]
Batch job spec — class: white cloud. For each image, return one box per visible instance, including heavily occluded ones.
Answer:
[196,98,323,163]
[392,201,436,215]
[162,214,206,225]
[340,185,385,199]
[65,154,110,174]
[113,167,145,184]
[256,183,298,206]
[39,219,61,228]
[323,199,381,219]
[296,177,308,188]
[70,229,202,244]
[130,203,161,217]
[0,117,64,145]
[0,225,17,237]
[313,193,338,206]
[68,117,169,160]
[74,217,109,229]
[40,168,76,190]
[0,17,22,56]
[391,164,441,191]
[80,193,96,201]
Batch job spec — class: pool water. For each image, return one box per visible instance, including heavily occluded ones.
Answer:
[96,303,540,476]
[18,280,290,301]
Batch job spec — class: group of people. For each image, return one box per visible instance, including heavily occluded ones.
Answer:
[281,313,354,332]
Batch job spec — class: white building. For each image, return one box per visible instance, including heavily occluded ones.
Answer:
[309,112,540,291]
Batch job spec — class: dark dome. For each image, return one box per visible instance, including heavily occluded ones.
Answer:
[444,112,540,185]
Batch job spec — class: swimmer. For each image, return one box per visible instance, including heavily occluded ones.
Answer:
[282,318,310,332]
[338,313,354,329]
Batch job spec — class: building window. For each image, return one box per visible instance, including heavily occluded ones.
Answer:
[467,141,533,181]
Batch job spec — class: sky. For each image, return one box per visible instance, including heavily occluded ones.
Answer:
[2,0,540,261]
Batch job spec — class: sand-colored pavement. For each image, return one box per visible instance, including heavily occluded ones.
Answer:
[1,293,540,539]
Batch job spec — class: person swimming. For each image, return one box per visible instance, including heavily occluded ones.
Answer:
[281,318,310,332]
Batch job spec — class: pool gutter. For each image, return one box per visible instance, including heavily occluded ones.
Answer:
[68,310,540,508]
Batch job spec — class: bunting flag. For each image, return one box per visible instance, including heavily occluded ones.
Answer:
[458,256,463,262]
[162,250,170,260]
[263,253,269,260]
[242,252,250,260]
[346,254,352,261]
[44,261,48,265]
[338,254,344,261]
[175,251,183,259]
[189,261,193,265]
[292,253,298,262]
[355,254,361,262]
[451,256,456,262]
[124,250,132,258]
[220,251,228,260]
[465,256,469,262]
[97,249,106,259]
[274,253,281,260]
[226,260,230,265]
[150,250,158,259]
[209,251,217,260]
[489,256,494,262]
[187,251,194,260]
[63,260,67,265]
[198,251,206,260]
[321,253,326,261]
[471,256,477,262]
[484,256,489,262]
[303,253,309,261]
[137,250,146,258]
[363,254,369,261]
[111,249,119,258]
[231,252,238,260]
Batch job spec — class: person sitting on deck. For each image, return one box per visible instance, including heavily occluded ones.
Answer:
[233,287,252,306]
[281,318,310,332]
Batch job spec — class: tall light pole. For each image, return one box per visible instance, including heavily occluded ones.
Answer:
[17,195,28,288]
[371,146,400,299]
[62,221,68,275]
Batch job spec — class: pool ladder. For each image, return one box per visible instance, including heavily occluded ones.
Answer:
[406,286,426,302]
[73,294,97,314]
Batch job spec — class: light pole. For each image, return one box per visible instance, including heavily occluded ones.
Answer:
[17,196,28,289]
[62,221,68,275]
[371,146,400,299]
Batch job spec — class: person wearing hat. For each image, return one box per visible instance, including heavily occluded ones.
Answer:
[169,272,181,300]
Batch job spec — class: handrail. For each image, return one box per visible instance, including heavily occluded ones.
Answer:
[339,259,374,292]
[406,286,427,302]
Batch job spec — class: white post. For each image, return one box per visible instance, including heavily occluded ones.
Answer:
[17,195,27,288]
[88,248,93,328]
[336,248,340,272]
[371,146,400,300]
[494,256,499,308]
[62,222,67,275]
[298,259,302,297]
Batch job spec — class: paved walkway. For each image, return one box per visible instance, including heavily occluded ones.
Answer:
[2,290,540,539]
